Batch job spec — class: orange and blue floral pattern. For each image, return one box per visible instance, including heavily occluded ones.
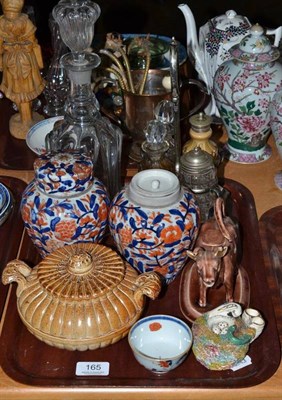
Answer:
[21,153,110,258]
[128,314,192,373]
[109,188,199,284]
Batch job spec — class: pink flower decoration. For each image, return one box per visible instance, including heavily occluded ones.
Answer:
[236,115,265,133]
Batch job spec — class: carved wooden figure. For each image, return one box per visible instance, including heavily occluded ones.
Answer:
[187,197,238,308]
[0,0,45,139]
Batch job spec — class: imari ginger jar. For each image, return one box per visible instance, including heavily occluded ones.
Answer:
[21,153,110,257]
[214,24,282,163]
[109,169,200,284]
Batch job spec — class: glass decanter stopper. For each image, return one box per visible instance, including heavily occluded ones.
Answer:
[141,120,173,171]
[53,0,101,64]
[43,14,70,117]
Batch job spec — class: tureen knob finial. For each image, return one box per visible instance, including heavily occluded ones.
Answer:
[68,252,93,275]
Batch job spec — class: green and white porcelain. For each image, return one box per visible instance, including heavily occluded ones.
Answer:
[214,24,282,163]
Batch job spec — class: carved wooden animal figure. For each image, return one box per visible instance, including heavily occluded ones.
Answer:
[187,197,238,308]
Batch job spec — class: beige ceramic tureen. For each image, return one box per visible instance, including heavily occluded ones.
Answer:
[2,243,162,351]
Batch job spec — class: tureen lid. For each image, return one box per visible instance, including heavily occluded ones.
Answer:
[127,169,182,207]
[211,10,250,31]
[37,243,125,299]
[34,153,94,196]
[230,24,280,63]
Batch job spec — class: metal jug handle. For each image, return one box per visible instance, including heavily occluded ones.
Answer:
[94,75,210,126]
[266,26,282,47]
[180,77,210,121]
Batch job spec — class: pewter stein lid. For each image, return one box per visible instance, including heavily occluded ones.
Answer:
[180,147,214,173]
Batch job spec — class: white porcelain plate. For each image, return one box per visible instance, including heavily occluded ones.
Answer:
[0,182,12,226]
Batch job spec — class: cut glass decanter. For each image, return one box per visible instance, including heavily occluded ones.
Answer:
[45,0,123,198]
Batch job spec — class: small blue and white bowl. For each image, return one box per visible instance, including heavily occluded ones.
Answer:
[128,315,193,374]
[26,116,64,155]
[0,182,13,226]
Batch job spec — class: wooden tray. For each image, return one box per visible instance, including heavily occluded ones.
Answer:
[0,176,27,318]
[0,179,280,389]
[259,206,282,345]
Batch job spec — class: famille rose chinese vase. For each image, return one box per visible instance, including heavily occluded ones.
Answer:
[21,153,110,257]
[214,24,282,163]
[109,169,200,284]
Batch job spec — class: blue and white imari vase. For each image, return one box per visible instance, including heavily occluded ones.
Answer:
[109,169,200,284]
[21,153,110,258]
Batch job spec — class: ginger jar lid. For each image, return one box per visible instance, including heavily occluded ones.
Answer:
[127,169,182,207]
[211,10,250,31]
[230,24,280,63]
[34,153,94,196]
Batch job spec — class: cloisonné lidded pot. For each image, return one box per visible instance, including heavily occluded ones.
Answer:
[2,243,162,351]
[214,24,282,163]
[109,169,200,284]
[21,152,110,257]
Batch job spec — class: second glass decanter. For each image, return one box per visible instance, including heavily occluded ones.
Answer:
[43,14,70,117]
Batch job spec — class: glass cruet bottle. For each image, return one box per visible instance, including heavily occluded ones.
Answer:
[154,99,176,167]
[141,120,174,171]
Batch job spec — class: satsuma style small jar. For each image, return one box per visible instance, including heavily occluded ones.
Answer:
[109,169,200,284]
[214,24,282,163]
[21,152,110,257]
